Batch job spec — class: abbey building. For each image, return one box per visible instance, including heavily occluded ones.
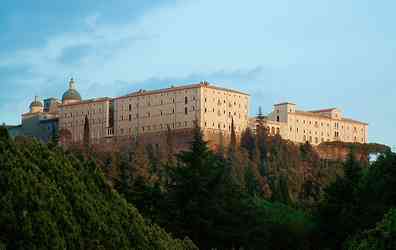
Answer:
[8,78,368,147]
[250,102,368,145]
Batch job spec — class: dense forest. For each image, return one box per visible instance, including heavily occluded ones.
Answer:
[0,122,395,250]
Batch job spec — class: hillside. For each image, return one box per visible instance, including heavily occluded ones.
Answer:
[0,127,196,250]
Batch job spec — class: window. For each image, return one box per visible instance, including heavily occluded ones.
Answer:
[185,96,188,104]
[185,107,188,115]
[129,114,132,121]
[277,116,280,122]
[129,104,132,111]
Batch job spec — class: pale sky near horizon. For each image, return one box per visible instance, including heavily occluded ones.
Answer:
[0,0,395,147]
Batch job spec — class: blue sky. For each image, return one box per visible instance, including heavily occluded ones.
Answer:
[0,0,395,146]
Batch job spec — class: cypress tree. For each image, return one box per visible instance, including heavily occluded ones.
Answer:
[0,125,10,141]
[83,115,90,147]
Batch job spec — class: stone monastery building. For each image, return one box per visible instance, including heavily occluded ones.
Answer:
[10,78,368,147]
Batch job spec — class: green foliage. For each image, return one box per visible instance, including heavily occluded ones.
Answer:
[318,150,396,249]
[0,135,196,250]
[0,125,9,140]
[346,208,396,250]
[252,198,318,249]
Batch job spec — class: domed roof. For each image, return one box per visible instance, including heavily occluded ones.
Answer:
[62,78,82,102]
[30,96,43,107]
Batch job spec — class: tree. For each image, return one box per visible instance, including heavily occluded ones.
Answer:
[165,125,175,164]
[241,127,256,160]
[227,118,246,188]
[165,125,224,248]
[0,132,197,250]
[255,119,269,177]
[345,208,396,250]
[318,149,364,249]
[83,115,90,147]
[0,125,10,140]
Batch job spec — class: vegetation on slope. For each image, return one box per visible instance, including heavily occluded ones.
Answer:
[0,126,196,250]
[2,119,395,250]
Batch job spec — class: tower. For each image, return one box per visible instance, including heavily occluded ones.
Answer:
[62,78,82,105]
[29,96,44,113]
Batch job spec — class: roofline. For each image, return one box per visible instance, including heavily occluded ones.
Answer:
[274,102,296,106]
[59,97,112,107]
[115,82,249,100]
[293,111,368,125]
[309,108,338,113]
[39,118,59,123]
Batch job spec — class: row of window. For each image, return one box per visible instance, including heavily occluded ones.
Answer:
[63,108,104,118]
[121,96,198,111]
[119,121,195,135]
[302,135,364,144]
[293,119,364,132]
[119,106,197,121]
[202,122,242,132]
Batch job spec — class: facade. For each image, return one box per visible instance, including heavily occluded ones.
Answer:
[59,98,114,144]
[8,77,368,148]
[113,82,250,141]
[58,81,250,146]
[250,102,368,145]
[9,96,60,142]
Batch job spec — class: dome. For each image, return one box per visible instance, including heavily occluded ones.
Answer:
[30,96,43,108]
[62,78,82,103]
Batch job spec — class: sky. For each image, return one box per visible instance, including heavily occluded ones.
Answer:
[0,0,395,147]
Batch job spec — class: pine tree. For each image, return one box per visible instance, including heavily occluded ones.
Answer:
[165,124,224,248]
